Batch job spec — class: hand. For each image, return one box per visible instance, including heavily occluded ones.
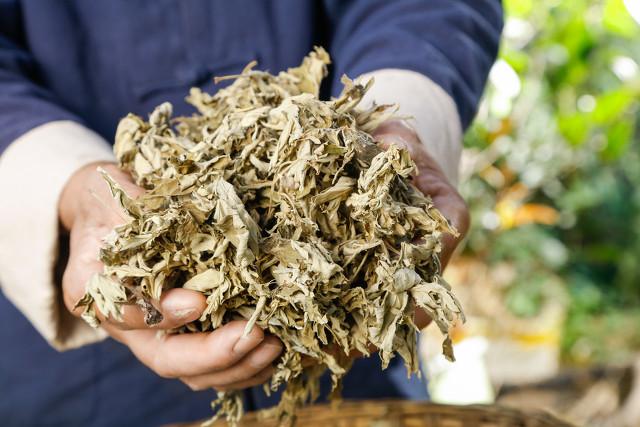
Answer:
[371,120,470,329]
[305,120,470,364]
[59,162,283,391]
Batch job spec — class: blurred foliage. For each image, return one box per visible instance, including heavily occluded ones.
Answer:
[461,0,640,365]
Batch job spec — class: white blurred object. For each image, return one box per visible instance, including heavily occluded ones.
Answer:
[489,59,521,99]
[425,336,495,404]
[611,56,638,81]
[502,18,535,49]
[624,0,640,25]
[484,337,561,387]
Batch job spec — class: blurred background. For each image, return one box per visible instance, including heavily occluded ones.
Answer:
[421,0,640,425]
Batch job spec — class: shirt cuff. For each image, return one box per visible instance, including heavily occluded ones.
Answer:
[0,120,116,350]
[358,69,463,187]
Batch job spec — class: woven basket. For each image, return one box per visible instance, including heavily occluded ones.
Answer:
[169,399,575,427]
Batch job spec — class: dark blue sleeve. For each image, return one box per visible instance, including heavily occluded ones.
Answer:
[0,0,82,156]
[324,0,503,130]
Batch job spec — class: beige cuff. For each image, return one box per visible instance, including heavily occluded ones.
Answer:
[358,69,463,187]
[0,121,115,350]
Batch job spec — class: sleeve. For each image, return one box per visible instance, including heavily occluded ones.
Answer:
[358,69,463,186]
[324,0,503,130]
[0,3,114,350]
[323,0,503,184]
[0,1,84,154]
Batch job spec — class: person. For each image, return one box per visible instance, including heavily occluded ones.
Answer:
[0,1,503,425]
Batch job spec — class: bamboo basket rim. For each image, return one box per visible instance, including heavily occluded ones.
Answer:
[167,398,576,427]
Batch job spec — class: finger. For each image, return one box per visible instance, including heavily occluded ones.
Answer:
[64,232,207,330]
[427,188,470,266]
[180,336,283,391]
[107,320,271,378]
[155,288,208,329]
[101,288,207,330]
[191,365,275,392]
[418,178,469,269]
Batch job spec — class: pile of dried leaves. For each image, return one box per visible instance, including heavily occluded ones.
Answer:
[75,48,464,426]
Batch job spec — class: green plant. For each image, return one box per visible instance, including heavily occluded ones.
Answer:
[461,0,640,364]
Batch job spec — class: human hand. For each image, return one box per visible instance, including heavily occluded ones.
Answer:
[370,119,470,270]
[371,120,470,329]
[59,162,283,391]
[304,121,470,365]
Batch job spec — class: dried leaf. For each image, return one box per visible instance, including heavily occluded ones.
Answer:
[75,47,464,426]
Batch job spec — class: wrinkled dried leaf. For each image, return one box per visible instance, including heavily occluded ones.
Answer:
[74,47,464,427]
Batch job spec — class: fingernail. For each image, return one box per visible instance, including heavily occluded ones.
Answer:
[263,343,283,351]
[232,335,264,357]
[171,308,199,321]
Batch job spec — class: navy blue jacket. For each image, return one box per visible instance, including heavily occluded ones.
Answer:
[0,1,502,426]
[0,0,502,153]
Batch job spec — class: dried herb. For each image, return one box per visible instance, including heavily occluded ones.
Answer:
[74,47,464,426]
